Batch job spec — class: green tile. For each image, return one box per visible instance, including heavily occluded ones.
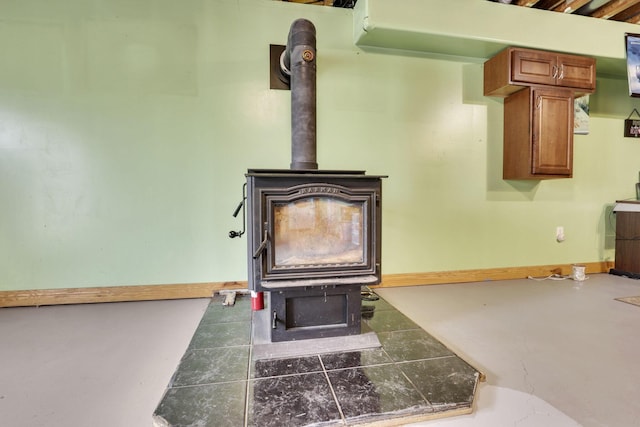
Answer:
[378,329,454,362]
[154,381,246,427]
[172,347,249,387]
[200,297,252,324]
[362,309,420,332]
[320,348,392,370]
[361,297,395,313]
[251,355,323,378]
[248,372,342,426]
[327,364,431,423]
[189,321,251,349]
[398,356,479,410]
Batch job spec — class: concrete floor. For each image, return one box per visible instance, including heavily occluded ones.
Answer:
[381,274,640,427]
[1,273,639,426]
[0,298,210,427]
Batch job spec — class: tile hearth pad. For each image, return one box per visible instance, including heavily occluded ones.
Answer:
[153,292,481,427]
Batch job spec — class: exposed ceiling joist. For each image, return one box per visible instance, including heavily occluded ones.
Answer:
[553,0,592,13]
[612,2,640,20]
[283,0,331,4]
[533,0,565,9]
[287,0,640,24]
[517,0,541,6]
[490,0,640,25]
[280,0,357,6]
[591,0,640,19]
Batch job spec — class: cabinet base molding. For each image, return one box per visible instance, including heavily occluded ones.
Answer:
[0,262,614,307]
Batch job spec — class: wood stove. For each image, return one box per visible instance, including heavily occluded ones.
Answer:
[246,169,384,341]
[231,19,385,342]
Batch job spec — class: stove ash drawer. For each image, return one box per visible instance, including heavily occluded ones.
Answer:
[269,285,361,342]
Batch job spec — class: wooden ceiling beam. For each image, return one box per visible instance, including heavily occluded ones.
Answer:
[282,0,328,4]
[611,2,640,20]
[517,0,541,6]
[552,0,592,13]
[499,0,640,24]
[533,0,565,9]
[591,0,640,19]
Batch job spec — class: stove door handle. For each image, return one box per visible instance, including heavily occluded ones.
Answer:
[228,183,247,239]
[252,230,270,259]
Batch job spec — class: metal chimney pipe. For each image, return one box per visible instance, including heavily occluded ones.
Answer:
[281,19,317,170]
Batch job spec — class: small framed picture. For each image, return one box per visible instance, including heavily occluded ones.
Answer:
[625,33,640,97]
[574,95,589,135]
[625,109,640,137]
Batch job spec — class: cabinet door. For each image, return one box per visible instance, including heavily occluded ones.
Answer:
[511,50,556,86]
[556,54,596,91]
[531,88,573,176]
[484,47,596,97]
[615,211,640,274]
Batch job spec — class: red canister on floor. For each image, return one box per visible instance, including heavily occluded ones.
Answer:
[251,291,264,311]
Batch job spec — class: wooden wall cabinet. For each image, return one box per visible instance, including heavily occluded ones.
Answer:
[484,47,595,180]
[484,47,595,97]
[504,87,573,180]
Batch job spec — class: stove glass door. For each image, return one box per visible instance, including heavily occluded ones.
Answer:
[273,196,365,268]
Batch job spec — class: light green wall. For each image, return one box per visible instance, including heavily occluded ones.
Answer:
[1,0,639,292]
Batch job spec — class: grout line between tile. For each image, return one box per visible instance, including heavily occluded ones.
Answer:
[393,354,459,365]
[167,379,249,390]
[398,365,434,408]
[250,369,326,380]
[244,308,254,427]
[318,354,347,425]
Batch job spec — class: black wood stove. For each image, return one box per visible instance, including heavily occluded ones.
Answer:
[246,169,383,341]
[231,19,385,342]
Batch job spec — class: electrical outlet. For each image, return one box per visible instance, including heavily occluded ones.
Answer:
[556,226,565,242]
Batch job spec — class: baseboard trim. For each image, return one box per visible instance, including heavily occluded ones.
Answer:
[374,261,614,288]
[0,262,614,307]
[0,281,246,308]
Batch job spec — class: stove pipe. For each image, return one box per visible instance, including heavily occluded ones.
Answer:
[281,19,317,170]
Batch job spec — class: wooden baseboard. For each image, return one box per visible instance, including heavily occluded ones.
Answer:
[0,261,614,308]
[0,281,246,308]
[374,261,614,288]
